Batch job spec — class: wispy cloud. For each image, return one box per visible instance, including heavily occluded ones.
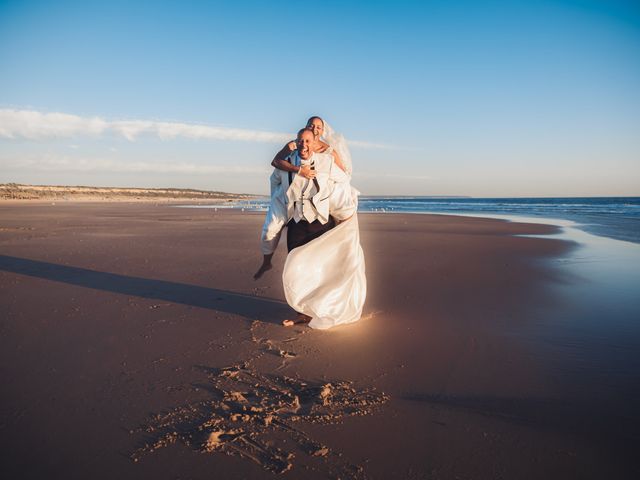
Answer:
[0,109,289,144]
[3,154,431,179]
[1,154,271,175]
[0,108,393,149]
[355,171,432,181]
[348,140,396,150]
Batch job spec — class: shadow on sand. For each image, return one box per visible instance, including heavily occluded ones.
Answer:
[0,254,290,323]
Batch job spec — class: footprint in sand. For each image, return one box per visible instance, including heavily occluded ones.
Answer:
[131,364,389,478]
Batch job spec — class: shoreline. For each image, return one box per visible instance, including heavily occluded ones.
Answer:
[4,186,637,244]
[1,203,638,479]
[180,203,640,246]
[4,198,633,247]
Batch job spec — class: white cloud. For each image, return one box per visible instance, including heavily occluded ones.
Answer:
[0,108,393,149]
[1,153,271,175]
[355,171,432,181]
[0,110,108,139]
[348,139,396,150]
[0,108,289,144]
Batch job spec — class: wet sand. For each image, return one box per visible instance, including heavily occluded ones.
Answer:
[0,202,636,479]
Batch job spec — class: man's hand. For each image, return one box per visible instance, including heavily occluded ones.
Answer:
[287,141,297,151]
[298,164,316,179]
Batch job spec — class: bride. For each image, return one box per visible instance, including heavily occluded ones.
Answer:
[258,116,366,330]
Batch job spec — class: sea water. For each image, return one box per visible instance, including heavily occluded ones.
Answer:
[181,196,640,245]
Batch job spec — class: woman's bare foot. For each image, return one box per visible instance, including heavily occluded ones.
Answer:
[253,262,272,280]
[253,254,273,280]
[282,313,311,327]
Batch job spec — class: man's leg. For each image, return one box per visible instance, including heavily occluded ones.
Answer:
[286,217,336,252]
[283,220,311,325]
[282,313,313,327]
[282,218,336,326]
[286,219,305,253]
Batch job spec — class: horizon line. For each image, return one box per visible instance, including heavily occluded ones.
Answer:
[2,183,638,199]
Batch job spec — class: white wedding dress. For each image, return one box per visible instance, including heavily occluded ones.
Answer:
[282,124,366,329]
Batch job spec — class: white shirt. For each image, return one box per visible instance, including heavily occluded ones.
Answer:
[292,156,320,223]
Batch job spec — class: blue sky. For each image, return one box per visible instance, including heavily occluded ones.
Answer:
[1,0,639,196]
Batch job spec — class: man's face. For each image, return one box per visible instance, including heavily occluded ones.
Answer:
[297,130,314,160]
[307,118,324,138]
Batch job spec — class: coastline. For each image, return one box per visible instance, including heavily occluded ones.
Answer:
[1,202,638,479]
[0,183,256,203]
[179,196,640,245]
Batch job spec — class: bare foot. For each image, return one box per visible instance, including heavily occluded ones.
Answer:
[253,263,272,280]
[282,313,311,327]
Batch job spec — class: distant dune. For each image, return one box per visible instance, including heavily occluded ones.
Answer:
[0,183,257,202]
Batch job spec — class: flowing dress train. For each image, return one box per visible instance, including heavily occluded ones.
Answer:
[282,212,366,330]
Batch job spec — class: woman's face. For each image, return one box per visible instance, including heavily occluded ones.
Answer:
[307,118,324,139]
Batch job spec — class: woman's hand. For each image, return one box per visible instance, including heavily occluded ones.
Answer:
[298,164,316,179]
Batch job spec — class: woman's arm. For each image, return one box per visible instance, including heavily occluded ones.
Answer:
[271,141,315,178]
[331,149,347,173]
[317,139,347,173]
[271,141,296,171]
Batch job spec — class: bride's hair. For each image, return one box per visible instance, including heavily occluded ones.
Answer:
[306,116,324,127]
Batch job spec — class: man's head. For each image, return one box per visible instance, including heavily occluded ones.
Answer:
[296,128,315,160]
[306,116,324,139]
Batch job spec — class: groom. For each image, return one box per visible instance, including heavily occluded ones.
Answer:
[286,128,354,250]
[255,127,354,278]
[283,127,355,326]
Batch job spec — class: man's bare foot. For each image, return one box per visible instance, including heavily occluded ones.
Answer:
[282,313,311,327]
[253,262,272,280]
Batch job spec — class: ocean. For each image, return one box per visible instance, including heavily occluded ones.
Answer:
[183,196,640,245]
[358,197,640,244]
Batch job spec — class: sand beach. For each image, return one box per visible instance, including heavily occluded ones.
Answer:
[1,202,638,479]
